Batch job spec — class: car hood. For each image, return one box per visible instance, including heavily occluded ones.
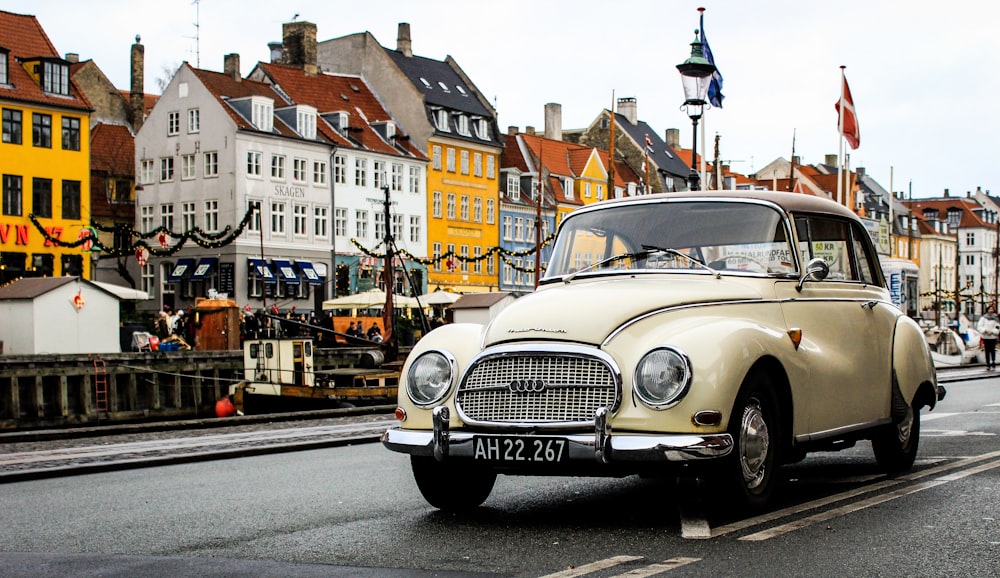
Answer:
[483,276,764,346]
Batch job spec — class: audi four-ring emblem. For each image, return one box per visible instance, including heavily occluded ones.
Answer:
[509,379,546,393]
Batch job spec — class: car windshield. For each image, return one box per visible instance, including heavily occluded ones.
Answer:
[542,200,797,281]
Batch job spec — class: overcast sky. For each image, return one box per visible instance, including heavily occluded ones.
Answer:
[8,0,998,199]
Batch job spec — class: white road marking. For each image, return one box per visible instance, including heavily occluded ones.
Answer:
[537,555,644,578]
[680,513,712,539]
[609,557,702,577]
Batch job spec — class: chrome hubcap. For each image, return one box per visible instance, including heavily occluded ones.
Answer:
[896,406,914,444]
[740,398,770,489]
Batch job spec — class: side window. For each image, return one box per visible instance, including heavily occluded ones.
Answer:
[794,215,855,281]
[849,222,882,286]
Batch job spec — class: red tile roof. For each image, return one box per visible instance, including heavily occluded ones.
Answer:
[90,122,134,175]
[0,10,91,111]
[189,65,300,139]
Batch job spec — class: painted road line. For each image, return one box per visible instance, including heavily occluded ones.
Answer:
[537,555,644,578]
[608,557,702,577]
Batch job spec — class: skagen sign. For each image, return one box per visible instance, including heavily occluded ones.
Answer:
[273,185,307,198]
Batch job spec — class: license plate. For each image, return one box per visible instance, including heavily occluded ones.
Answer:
[473,435,568,463]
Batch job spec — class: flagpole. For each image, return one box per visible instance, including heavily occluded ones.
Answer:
[607,91,616,197]
[836,66,846,206]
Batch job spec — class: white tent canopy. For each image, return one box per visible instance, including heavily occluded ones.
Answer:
[322,288,419,310]
[92,281,150,301]
[415,291,461,305]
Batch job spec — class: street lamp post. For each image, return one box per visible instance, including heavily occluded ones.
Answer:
[676,30,716,191]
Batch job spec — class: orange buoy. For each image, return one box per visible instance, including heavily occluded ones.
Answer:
[215,396,236,418]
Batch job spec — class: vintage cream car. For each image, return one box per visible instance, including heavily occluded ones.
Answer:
[383,191,941,511]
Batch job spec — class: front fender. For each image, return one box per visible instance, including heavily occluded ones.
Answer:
[893,315,938,410]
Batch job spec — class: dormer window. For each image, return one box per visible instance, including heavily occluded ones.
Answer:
[296,105,317,140]
[456,114,469,136]
[433,109,450,132]
[42,60,69,96]
[475,118,491,140]
[250,96,273,132]
[507,174,520,200]
[384,121,396,140]
[0,49,8,85]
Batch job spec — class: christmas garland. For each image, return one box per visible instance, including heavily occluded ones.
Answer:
[349,234,555,274]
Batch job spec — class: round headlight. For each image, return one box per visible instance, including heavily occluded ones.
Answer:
[634,347,692,409]
[406,351,454,406]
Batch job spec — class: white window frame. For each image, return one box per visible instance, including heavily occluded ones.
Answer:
[181,202,196,230]
[314,206,329,239]
[247,151,262,177]
[474,152,483,177]
[409,166,420,193]
[293,158,308,183]
[271,202,286,234]
[391,163,403,192]
[355,209,368,239]
[271,154,286,180]
[140,205,155,233]
[409,215,421,244]
[446,148,456,172]
[181,154,196,180]
[247,199,262,233]
[474,198,482,223]
[433,191,442,218]
[313,160,327,186]
[204,200,219,232]
[187,108,200,133]
[432,146,442,171]
[203,151,218,178]
[334,207,347,237]
[460,150,469,175]
[447,193,456,219]
[140,159,155,184]
[355,158,367,187]
[293,204,308,236]
[334,154,347,184]
[167,111,179,136]
[160,157,174,182]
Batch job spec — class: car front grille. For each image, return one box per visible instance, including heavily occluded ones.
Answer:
[456,351,619,426]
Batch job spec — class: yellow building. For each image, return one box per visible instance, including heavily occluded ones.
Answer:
[0,12,92,284]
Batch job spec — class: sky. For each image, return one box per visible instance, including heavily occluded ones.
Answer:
[7,0,999,199]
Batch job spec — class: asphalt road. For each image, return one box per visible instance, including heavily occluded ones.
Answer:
[0,371,997,577]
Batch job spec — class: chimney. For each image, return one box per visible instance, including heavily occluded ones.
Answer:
[617,97,637,125]
[526,126,536,136]
[224,53,241,82]
[825,154,838,167]
[507,125,518,135]
[543,103,562,141]
[130,35,145,133]
[856,167,866,178]
[282,21,318,75]
[944,188,950,197]
[268,41,283,63]
[792,155,801,166]
[64,53,79,63]
[397,22,413,57]
[665,128,680,149]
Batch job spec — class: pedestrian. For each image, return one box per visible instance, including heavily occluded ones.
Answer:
[977,305,1000,370]
[154,311,172,340]
[367,322,382,343]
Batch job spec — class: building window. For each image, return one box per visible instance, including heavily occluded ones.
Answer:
[293,158,307,183]
[160,203,174,229]
[584,182,592,198]
[460,195,469,220]
[140,205,155,233]
[32,178,52,218]
[334,207,347,237]
[487,155,495,179]
[409,166,420,193]
[247,200,262,233]
[460,245,469,273]
[486,199,495,224]
[252,99,273,132]
[204,151,218,177]
[433,243,442,271]
[460,150,469,175]
[42,61,69,95]
[271,155,285,180]
[141,263,155,295]
[3,174,22,216]
[474,198,482,223]
[596,184,604,200]
[432,191,442,218]
[432,146,442,171]
[355,158,367,186]
[247,151,262,177]
[160,157,174,182]
[271,202,285,234]
[476,119,492,141]
[474,152,483,177]
[966,254,975,266]
[294,204,308,236]
[446,148,456,172]
[167,111,180,135]
[392,163,403,192]
[315,206,329,238]
[456,114,469,136]
[355,210,368,238]
[447,193,456,219]
[515,217,525,241]
[179,202,195,231]
[373,160,385,189]
[313,160,327,185]
[181,154,196,180]
[507,174,520,200]
[32,113,51,148]
[334,154,346,183]
[204,200,219,232]
[61,180,81,220]
[61,117,80,151]
[474,246,482,274]
[0,50,7,85]
[435,109,450,132]
[392,214,403,241]
[503,216,512,240]
[2,109,22,144]
[966,232,975,246]
[374,211,386,242]
[409,215,421,244]
[297,109,316,139]
[187,108,200,133]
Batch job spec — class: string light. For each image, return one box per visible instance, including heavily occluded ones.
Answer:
[349,234,556,274]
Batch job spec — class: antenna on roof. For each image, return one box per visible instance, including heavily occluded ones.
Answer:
[191,0,201,68]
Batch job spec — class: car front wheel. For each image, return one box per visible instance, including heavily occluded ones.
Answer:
[716,373,781,511]
[872,402,919,472]
[411,456,497,511]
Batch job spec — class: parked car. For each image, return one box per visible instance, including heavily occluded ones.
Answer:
[383,191,942,511]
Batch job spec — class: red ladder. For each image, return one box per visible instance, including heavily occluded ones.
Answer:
[93,358,108,412]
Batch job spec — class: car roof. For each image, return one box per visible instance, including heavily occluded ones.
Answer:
[591,190,861,221]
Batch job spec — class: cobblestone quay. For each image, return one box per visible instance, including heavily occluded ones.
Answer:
[0,347,390,430]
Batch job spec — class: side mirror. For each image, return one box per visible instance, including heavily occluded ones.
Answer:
[796,258,829,292]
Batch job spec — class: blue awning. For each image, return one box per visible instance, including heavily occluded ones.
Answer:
[190,257,217,281]
[167,258,196,283]
[248,258,277,284]
[296,261,322,286]
[273,259,300,284]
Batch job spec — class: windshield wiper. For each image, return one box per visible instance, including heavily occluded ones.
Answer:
[640,245,721,279]
[563,245,720,284]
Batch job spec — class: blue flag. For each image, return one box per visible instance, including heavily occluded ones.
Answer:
[700,12,724,108]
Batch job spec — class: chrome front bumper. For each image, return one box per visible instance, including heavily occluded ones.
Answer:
[381,406,733,464]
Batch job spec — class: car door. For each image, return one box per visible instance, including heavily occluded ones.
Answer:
[775,214,895,437]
